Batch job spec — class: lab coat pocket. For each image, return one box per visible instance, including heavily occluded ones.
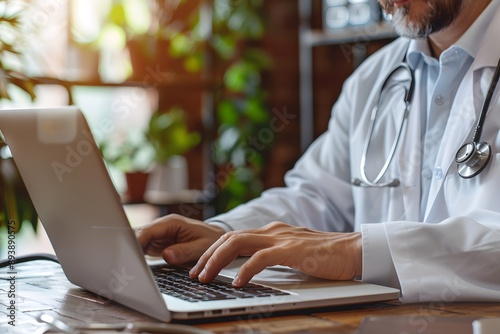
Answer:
[352,185,406,224]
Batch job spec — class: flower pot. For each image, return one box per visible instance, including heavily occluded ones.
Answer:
[124,171,149,203]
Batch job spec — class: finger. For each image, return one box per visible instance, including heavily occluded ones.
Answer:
[195,232,270,283]
[135,227,168,256]
[134,216,184,254]
[189,232,234,278]
[134,226,152,251]
[232,248,285,287]
[190,227,266,277]
[161,240,210,265]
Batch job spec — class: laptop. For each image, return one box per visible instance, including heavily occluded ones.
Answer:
[0,106,400,322]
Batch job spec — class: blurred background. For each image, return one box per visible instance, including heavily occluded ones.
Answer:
[0,0,397,253]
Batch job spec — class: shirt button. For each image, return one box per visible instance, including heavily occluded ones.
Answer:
[434,95,445,106]
[434,167,443,180]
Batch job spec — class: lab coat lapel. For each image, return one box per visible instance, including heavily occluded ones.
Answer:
[472,1,500,73]
[379,40,420,221]
[397,72,422,222]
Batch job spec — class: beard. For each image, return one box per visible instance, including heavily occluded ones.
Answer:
[380,0,468,39]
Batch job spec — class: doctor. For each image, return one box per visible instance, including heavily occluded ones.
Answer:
[136,0,500,303]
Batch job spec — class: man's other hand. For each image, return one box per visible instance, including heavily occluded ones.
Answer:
[135,214,226,265]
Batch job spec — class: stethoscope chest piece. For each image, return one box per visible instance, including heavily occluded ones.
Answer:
[456,141,492,178]
[454,57,500,179]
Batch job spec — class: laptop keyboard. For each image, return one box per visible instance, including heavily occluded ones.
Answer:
[151,266,290,303]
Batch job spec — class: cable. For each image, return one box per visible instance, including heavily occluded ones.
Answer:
[0,253,59,268]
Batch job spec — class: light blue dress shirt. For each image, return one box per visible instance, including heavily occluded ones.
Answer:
[406,0,498,219]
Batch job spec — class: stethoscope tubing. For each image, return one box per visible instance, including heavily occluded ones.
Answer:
[472,58,500,143]
[355,63,414,188]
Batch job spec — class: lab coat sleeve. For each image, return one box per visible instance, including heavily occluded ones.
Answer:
[363,210,500,303]
[361,223,401,290]
[206,131,355,232]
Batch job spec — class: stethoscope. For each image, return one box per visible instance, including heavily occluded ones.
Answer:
[352,58,500,188]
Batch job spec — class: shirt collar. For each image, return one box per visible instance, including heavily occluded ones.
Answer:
[407,39,435,70]
[406,0,499,67]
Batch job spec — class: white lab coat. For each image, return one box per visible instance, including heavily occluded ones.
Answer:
[211,5,500,303]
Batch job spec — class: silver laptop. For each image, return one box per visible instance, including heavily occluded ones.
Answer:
[0,106,400,322]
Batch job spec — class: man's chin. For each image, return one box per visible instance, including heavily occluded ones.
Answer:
[393,25,432,39]
[389,9,433,39]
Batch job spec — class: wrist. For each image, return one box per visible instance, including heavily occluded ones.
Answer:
[353,232,363,278]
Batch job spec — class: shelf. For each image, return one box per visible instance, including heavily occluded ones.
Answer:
[32,75,214,90]
[144,189,212,206]
[303,21,397,47]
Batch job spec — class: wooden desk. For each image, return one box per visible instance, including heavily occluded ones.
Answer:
[1,261,499,334]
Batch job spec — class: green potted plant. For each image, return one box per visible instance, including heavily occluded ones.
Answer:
[144,106,201,202]
[0,3,38,236]
[100,107,200,203]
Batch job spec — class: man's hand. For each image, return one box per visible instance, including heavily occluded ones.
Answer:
[189,221,362,286]
[135,214,226,265]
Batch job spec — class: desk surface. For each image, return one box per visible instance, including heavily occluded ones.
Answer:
[1,261,499,334]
